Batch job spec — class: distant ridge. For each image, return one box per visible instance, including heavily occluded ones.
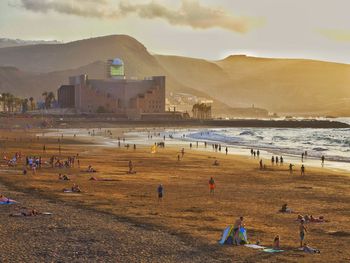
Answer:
[0,38,61,48]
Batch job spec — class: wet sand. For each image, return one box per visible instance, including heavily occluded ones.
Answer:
[0,129,350,262]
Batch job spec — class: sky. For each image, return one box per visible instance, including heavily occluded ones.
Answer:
[1,0,350,63]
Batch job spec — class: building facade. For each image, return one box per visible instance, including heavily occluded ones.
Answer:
[58,58,166,119]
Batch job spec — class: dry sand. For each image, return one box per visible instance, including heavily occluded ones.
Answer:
[0,129,349,262]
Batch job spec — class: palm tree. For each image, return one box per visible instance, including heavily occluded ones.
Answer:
[29,97,34,111]
[22,98,29,113]
[1,93,9,112]
[42,92,48,109]
[46,92,55,109]
[6,94,15,112]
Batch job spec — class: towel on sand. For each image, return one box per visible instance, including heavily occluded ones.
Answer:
[263,248,284,253]
[245,244,266,249]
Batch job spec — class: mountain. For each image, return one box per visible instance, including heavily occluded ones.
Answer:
[0,38,61,48]
[0,35,163,74]
[216,55,350,115]
[0,34,350,116]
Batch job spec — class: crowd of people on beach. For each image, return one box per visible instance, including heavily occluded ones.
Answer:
[0,128,331,257]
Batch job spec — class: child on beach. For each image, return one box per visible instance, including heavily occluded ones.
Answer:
[233,216,244,245]
[273,235,280,249]
[301,165,305,176]
[157,184,164,201]
[299,220,308,247]
[209,177,215,194]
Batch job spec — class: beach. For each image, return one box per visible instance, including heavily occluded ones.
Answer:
[0,127,350,262]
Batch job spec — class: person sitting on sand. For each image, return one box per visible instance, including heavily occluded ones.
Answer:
[62,175,70,181]
[302,243,320,253]
[297,214,305,222]
[273,235,280,249]
[213,160,219,166]
[233,216,245,245]
[71,183,81,193]
[209,177,215,194]
[280,203,292,213]
[87,165,96,173]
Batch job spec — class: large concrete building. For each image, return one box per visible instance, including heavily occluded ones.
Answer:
[58,58,166,119]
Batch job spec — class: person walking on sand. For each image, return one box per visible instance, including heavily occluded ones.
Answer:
[271,156,275,165]
[225,147,228,155]
[181,148,185,158]
[301,152,304,162]
[321,155,325,167]
[177,154,180,161]
[209,177,215,195]
[257,150,260,158]
[259,159,263,170]
[157,184,164,202]
[280,156,284,165]
[301,165,305,176]
[299,219,308,247]
[128,160,134,174]
[289,163,294,174]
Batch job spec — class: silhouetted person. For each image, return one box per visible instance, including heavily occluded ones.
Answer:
[289,163,294,174]
[321,155,325,167]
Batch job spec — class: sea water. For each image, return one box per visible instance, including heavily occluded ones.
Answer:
[125,118,350,172]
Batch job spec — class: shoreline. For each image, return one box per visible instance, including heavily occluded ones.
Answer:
[1,114,350,129]
[42,127,350,173]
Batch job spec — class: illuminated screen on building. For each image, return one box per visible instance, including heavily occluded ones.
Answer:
[110,65,124,77]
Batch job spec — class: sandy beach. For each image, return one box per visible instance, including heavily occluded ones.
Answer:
[0,128,350,262]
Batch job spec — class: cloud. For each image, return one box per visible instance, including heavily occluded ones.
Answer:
[16,0,262,33]
[18,0,115,18]
[319,29,350,42]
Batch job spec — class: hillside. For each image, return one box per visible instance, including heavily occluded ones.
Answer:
[216,55,350,114]
[0,35,164,75]
[1,34,350,116]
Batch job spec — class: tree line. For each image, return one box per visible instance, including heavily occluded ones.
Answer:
[0,91,56,113]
